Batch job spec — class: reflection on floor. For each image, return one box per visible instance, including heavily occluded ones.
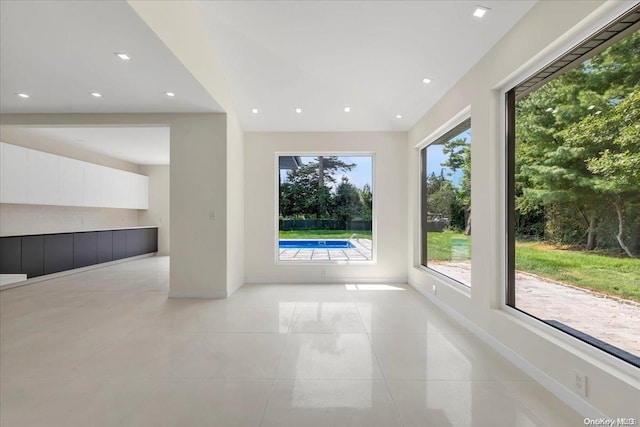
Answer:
[0,256,583,426]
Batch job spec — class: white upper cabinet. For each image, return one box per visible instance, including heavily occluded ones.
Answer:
[58,156,85,206]
[27,149,59,205]
[98,165,116,208]
[83,162,102,207]
[132,173,149,209]
[0,142,148,209]
[112,169,130,208]
[0,143,28,204]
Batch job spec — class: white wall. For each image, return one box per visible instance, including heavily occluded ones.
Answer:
[138,165,170,255]
[226,113,245,295]
[0,204,138,236]
[128,0,245,298]
[407,0,639,419]
[0,127,139,173]
[245,132,407,283]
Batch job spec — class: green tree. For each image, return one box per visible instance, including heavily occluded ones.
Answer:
[279,157,357,220]
[442,136,471,234]
[360,183,373,220]
[515,30,640,250]
[562,91,640,257]
[315,156,355,217]
[332,176,363,222]
[425,171,457,226]
[280,167,324,218]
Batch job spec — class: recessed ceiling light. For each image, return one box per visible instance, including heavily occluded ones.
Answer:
[90,92,102,98]
[344,106,351,113]
[165,92,176,97]
[295,108,302,114]
[473,6,489,18]
[396,114,403,119]
[422,78,432,84]
[115,53,130,61]
[16,93,30,98]
[252,108,259,114]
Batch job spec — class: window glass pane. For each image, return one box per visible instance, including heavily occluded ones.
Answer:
[510,28,639,366]
[278,155,373,262]
[421,124,471,286]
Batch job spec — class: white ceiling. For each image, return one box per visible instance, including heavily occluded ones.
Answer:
[0,0,222,114]
[196,0,536,131]
[5,127,170,166]
[0,0,537,163]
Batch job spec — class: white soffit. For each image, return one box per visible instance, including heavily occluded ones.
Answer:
[4,127,170,166]
[196,0,537,131]
[0,1,223,114]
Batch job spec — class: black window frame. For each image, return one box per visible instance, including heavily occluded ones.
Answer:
[505,5,640,367]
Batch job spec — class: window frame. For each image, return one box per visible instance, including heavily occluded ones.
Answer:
[274,152,377,265]
[418,111,472,288]
[503,4,640,369]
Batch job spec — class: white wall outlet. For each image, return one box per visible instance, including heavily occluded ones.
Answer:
[432,284,437,295]
[320,267,326,277]
[574,370,587,397]
[209,210,216,220]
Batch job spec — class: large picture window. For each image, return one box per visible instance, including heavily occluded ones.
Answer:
[278,155,373,263]
[421,118,471,286]
[506,7,639,367]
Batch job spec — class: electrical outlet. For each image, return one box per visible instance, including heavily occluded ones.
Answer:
[432,284,437,295]
[574,370,587,397]
[320,268,326,277]
[209,210,216,220]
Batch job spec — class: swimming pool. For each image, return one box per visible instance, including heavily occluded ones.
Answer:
[279,239,356,249]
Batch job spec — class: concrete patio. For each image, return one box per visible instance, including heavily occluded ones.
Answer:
[279,239,373,262]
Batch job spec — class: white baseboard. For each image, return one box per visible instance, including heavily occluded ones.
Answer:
[408,278,607,420]
[0,274,27,288]
[0,253,156,291]
[168,290,228,299]
[243,276,407,285]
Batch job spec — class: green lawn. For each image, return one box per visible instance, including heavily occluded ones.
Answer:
[515,241,640,302]
[425,232,640,302]
[426,231,471,261]
[279,229,372,240]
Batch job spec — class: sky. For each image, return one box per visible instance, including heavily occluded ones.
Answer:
[281,156,373,190]
[424,129,470,188]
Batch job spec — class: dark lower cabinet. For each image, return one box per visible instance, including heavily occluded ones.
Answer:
[126,228,146,257]
[1,228,157,279]
[0,237,22,274]
[113,230,127,260]
[97,231,113,264]
[74,232,98,268]
[44,234,74,275]
[22,235,44,278]
[146,228,158,254]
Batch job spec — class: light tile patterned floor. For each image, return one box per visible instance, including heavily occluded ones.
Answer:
[279,238,372,261]
[0,256,585,426]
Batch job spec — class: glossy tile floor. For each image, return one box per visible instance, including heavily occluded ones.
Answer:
[0,256,583,426]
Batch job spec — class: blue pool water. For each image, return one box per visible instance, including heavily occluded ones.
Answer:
[279,240,355,249]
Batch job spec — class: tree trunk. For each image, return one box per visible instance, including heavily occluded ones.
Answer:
[613,200,635,258]
[585,214,597,251]
[317,156,324,218]
[465,209,471,235]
